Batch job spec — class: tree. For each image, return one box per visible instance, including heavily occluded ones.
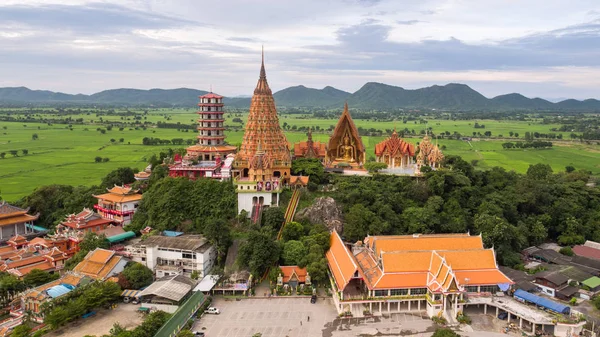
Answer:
[281,221,304,241]
[526,163,553,180]
[22,149,28,155]
[9,150,18,157]
[203,218,232,265]
[364,162,388,173]
[177,330,195,337]
[23,269,60,287]
[190,270,199,280]
[237,230,280,278]
[119,138,124,143]
[282,240,307,266]
[95,156,102,163]
[79,232,110,252]
[432,328,461,337]
[291,158,325,184]
[11,324,32,337]
[565,166,576,173]
[100,167,136,188]
[31,133,39,140]
[110,138,116,143]
[102,157,110,162]
[120,263,153,289]
[262,207,285,229]
[0,152,5,159]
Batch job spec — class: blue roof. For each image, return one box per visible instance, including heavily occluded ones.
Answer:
[46,284,76,298]
[162,231,184,237]
[514,289,570,314]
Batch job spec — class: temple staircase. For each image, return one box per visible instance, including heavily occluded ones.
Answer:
[251,202,263,224]
[277,189,301,240]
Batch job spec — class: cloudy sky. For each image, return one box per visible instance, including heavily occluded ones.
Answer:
[1,0,600,100]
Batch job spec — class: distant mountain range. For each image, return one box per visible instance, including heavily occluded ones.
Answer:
[1,84,599,111]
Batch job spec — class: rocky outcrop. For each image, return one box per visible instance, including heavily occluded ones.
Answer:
[295,197,343,232]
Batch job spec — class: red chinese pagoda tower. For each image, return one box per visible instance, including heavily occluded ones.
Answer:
[234,50,299,218]
[168,92,237,180]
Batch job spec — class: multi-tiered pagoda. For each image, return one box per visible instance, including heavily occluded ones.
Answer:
[234,51,299,219]
[169,92,237,180]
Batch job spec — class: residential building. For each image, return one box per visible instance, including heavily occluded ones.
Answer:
[137,274,197,313]
[573,240,600,260]
[0,202,39,240]
[326,231,512,320]
[72,248,127,281]
[534,271,570,298]
[126,235,216,278]
[93,185,142,226]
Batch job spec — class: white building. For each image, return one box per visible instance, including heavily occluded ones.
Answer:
[126,235,216,278]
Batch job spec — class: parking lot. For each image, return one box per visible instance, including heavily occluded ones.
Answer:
[192,297,338,337]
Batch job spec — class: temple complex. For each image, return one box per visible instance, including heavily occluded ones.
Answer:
[0,202,39,241]
[326,231,512,319]
[416,134,444,171]
[293,129,327,162]
[57,208,114,234]
[234,51,299,218]
[325,103,365,169]
[93,185,142,226]
[168,92,237,180]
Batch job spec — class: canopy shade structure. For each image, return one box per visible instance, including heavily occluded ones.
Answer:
[107,231,136,243]
[514,289,570,314]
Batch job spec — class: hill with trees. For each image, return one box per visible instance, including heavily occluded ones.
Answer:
[1,83,599,111]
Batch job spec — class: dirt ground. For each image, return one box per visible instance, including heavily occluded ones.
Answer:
[45,303,144,337]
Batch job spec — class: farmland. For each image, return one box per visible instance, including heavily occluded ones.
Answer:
[1,108,599,201]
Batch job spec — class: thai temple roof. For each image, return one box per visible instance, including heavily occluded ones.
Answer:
[327,231,512,292]
[375,129,415,157]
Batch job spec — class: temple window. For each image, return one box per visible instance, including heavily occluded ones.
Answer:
[374,290,387,297]
[480,285,499,293]
[390,289,408,296]
[411,288,427,295]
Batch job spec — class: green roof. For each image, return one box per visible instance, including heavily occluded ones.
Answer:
[107,231,136,243]
[582,276,600,289]
[154,291,206,337]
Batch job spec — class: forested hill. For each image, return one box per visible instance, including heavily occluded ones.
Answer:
[1,84,599,111]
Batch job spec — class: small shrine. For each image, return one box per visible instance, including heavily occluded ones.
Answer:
[293,129,327,162]
[325,102,365,169]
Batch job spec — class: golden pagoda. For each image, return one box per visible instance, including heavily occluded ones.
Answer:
[234,50,291,180]
[234,50,294,217]
[326,102,365,168]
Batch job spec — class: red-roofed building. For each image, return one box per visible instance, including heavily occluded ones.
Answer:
[325,231,513,319]
[57,208,115,234]
[278,266,310,287]
[293,130,327,161]
[573,241,600,260]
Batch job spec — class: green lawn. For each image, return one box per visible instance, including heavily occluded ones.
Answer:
[1,110,598,201]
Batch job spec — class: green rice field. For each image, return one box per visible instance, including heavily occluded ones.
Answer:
[1,108,598,201]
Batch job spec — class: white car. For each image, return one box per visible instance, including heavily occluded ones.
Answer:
[204,307,220,315]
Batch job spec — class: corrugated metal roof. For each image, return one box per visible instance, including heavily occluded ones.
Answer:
[514,289,570,314]
[138,274,196,302]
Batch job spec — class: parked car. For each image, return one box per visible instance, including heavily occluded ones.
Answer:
[498,312,508,320]
[205,307,220,315]
[310,295,317,304]
[193,332,205,337]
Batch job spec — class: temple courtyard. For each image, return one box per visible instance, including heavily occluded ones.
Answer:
[192,297,517,337]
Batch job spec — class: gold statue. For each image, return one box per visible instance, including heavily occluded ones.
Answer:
[337,135,356,162]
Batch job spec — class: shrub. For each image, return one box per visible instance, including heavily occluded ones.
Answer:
[559,247,574,256]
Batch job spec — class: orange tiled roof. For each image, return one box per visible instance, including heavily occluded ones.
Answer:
[279,266,307,283]
[8,234,27,244]
[369,234,483,256]
[454,270,512,286]
[326,231,358,290]
[289,176,309,186]
[375,273,428,289]
[0,255,46,270]
[381,251,432,273]
[0,202,28,219]
[438,249,497,270]
[107,185,136,195]
[28,237,51,247]
[73,248,122,280]
[0,213,38,227]
[329,233,513,292]
[94,192,142,203]
[9,260,54,277]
